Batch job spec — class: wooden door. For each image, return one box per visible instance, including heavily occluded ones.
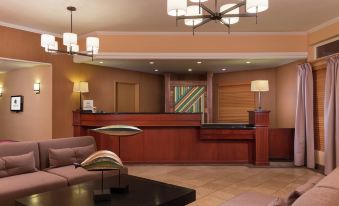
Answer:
[116,82,139,112]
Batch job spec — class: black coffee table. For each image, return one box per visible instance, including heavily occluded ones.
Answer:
[15,174,196,206]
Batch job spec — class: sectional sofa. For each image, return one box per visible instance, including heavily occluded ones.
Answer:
[0,136,127,206]
[221,168,339,206]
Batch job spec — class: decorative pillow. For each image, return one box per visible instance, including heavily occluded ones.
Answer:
[73,144,96,163]
[48,144,95,168]
[0,152,38,178]
[49,148,77,168]
[267,197,287,206]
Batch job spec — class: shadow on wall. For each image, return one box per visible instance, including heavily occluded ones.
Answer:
[0,57,52,141]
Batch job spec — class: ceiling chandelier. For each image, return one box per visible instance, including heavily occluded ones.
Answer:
[167,0,268,35]
[40,6,99,60]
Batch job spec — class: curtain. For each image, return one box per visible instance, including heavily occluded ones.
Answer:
[294,63,315,168]
[324,56,339,175]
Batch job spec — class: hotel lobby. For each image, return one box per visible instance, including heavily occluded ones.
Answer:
[1,0,339,205]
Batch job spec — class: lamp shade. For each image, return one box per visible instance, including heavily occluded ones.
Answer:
[0,86,3,96]
[67,44,79,53]
[167,0,187,16]
[220,4,240,25]
[41,34,55,48]
[86,37,100,54]
[246,0,268,13]
[45,41,58,53]
[63,32,78,46]
[251,80,269,92]
[190,0,208,2]
[185,5,203,26]
[73,82,89,93]
[33,83,40,94]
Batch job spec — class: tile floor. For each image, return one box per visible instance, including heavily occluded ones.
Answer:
[128,165,321,206]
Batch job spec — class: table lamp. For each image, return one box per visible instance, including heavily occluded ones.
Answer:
[251,80,269,111]
[73,81,89,111]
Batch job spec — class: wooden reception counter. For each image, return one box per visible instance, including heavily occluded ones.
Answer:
[73,111,270,165]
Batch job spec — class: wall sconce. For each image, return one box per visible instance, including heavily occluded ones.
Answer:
[0,86,3,97]
[34,83,41,94]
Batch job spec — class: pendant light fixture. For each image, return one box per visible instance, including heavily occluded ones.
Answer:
[40,6,99,60]
[167,0,269,35]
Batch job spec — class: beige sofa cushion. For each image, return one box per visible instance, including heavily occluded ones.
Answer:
[0,152,38,178]
[292,187,339,206]
[220,192,276,206]
[46,165,127,185]
[0,171,67,200]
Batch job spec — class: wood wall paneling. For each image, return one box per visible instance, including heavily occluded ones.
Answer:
[269,128,294,161]
[218,84,255,123]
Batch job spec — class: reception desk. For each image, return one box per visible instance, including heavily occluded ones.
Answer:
[73,111,270,165]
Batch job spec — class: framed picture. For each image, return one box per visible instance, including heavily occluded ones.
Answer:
[10,95,24,112]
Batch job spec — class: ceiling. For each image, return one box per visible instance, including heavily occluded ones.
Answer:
[88,58,301,74]
[0,58,49,73]
[0,0,338,34]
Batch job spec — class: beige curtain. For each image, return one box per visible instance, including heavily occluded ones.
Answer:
[294,63,315,168]
[324,56,339,175]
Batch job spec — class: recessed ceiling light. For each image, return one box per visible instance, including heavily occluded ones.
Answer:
[197,61,202,64]
[222,68,227,71]
[154,69,159,72]
[99,61,104,64]
[188,68,193,72]
[246,61,251,64]
[149,61,155,65]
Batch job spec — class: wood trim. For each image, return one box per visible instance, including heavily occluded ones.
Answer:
[309,52,339,70]
[200,128,255,140]
[164,73,171,113]
[206,72,213,123]
[170,81,207,86]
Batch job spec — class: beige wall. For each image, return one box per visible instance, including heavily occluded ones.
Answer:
[213,68,277,127]
[0,65,52,141]
[0,26,164,139]
[275,60,306,128]
[80,34,308,53]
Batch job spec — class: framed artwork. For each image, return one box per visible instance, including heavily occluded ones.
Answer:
[10,95,24,112]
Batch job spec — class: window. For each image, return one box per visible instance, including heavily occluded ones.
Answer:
[218,84,255,123]
[315,37,339,59]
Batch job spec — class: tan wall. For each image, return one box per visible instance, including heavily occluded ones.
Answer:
[275,60,306,128]
[0,65,52,141]
[213,68,277,127]
[0,26,163,138]
[84,34,308,53]
[308,21,339,60]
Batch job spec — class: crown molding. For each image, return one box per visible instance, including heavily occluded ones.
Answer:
[91,31,307,36]
[308,16,339,33]
[0,21,62,38]
[73,52,307,63]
